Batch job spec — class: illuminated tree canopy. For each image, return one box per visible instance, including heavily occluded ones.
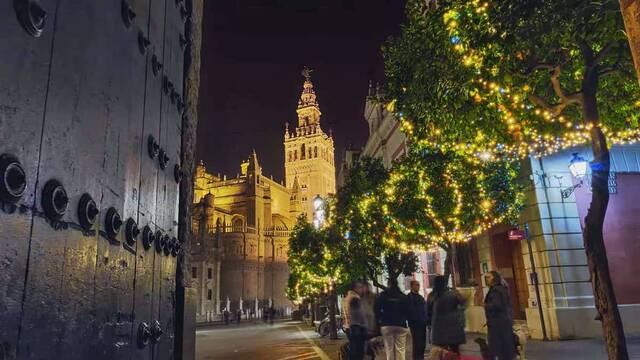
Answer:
[384,150,524,249]
[384,0,640,159]
[333,156,418,290]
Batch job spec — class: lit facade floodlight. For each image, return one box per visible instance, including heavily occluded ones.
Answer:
[313,196,323,211]
[313,195,325,229]
[568,152,588,179]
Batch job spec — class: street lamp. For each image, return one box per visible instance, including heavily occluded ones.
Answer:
[313,195,326,229]
[568,152,588,179]
[561,152,589,199]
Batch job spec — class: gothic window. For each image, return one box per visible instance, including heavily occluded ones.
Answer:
[314,146,318,158]
[207,268,212,279]
[301,144,306,159]
[308,148,312,159]
[207,289,213,300]
[232,218,243,232]
[288,151,292,162]
[294,150,298,160]
[191,267,197,279]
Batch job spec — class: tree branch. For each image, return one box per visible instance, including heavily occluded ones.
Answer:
[593,41,616,65]
[366,263,387,290]
[578,38,594,64]
[526,65,583,117]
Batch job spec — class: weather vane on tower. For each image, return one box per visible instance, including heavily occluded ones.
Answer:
[301,66,313,81]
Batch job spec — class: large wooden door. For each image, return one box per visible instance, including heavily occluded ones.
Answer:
[490,231,528,320]
[0,1,187,358]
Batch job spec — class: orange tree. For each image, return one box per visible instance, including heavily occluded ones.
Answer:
[383,149,524,286]
[332,156,418,290]
[384,0,640,356]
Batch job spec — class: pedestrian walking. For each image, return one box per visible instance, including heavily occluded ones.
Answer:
[407,280,427,360]
[269,306,275,325]
[375,278,409,360]
[360,283,379,337]
[223,309,230,325]
[343,281,369,360]
[484,271,515,360]
[426,275,467,357]
[361,283,381,359]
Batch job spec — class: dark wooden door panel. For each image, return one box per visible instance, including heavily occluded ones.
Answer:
[1,1,184,358]
[0,1,57,355]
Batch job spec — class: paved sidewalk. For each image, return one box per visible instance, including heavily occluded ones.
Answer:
[312,327,640,359]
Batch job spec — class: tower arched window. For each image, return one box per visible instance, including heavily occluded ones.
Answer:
[301,144,306,160]
[288,151,292,162]
[294,150,297,160]
[314,146,318,158]
[232,218,243,232]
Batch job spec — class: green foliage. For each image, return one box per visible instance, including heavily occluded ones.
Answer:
[286,216,328,301]
[333,156,418,289]
[385,148,524,249]
[384,0,640,159]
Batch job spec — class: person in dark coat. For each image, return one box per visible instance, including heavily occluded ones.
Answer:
[407,280,427,360]
[484,271,515,360]
[375,278,410,360]
[426,275,467,355]
[223,309,230,325]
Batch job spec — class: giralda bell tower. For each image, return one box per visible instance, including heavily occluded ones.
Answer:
[284,68,336,221]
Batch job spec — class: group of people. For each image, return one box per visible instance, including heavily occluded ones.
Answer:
[222,306,278,325]
[342,270,515,360]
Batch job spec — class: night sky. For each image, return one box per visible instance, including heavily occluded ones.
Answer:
[197,0,405,181]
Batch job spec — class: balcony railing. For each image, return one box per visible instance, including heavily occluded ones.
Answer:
[201,225,291,238]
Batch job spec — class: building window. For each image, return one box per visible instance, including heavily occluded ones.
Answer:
[191,267,197,279]
[232,218,243,232]
[207,289,213,300]
[426,253,437,287]
[288,151,292,162]
[294,150,297,160]
[456,243,475,286]
[207,268,212,279]
[314,146,318,158]
[301,144,306,159]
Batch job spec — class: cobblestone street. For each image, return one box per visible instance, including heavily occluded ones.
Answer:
[197,321,640,360]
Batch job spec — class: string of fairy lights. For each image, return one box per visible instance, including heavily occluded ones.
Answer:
[397,0,640,162]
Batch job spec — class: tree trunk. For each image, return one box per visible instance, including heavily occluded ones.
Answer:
[620,0,640,82]
[582,81,628,358]
[443,245,452,286]
[175,0,204,358]
[328,288,338,340]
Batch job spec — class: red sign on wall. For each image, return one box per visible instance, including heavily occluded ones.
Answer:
[508,229,525,241]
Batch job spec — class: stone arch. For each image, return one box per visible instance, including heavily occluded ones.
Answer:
[232,217,244,232]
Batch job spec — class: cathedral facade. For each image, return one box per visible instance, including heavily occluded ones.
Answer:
[190,70,336,322]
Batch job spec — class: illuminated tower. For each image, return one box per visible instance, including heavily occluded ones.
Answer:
[284,68,336,221]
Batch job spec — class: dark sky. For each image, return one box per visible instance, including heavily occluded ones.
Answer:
[196,0,405,181]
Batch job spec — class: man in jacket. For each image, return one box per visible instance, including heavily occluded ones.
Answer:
[343,281,368,360]
[407,280,427,360]
[375,278,409,360]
